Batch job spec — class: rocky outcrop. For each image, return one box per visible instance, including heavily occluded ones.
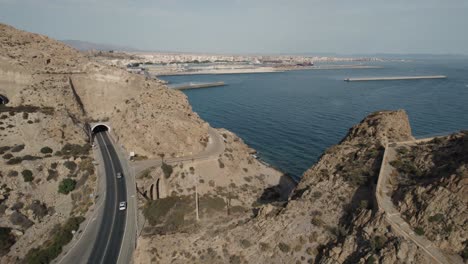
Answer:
[134,110,439,264]
[390,132,468,259]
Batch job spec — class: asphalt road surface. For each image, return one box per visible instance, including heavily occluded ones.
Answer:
[88,132,127,264]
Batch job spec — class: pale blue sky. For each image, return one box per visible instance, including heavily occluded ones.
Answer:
[1,0,467,54]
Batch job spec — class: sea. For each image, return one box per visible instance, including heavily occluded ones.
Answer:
[160,59,468,180]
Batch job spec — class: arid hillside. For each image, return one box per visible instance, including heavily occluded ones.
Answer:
[0,23,295,263]
[134,110,467,264]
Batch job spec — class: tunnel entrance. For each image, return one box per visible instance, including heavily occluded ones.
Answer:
[91,124,110,134]
[0,95,9,105]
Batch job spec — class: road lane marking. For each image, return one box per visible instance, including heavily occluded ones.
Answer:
[99,132,119,264]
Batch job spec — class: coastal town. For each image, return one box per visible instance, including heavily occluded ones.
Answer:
[88,50,384,76]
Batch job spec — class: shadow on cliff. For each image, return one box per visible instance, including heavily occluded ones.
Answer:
[256,174,297,205]
[315,147,385,264]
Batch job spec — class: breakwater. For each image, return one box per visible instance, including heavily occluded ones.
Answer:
[344,75,447,82]
[171,82,226,90]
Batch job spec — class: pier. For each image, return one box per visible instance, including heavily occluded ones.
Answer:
[344,75,447,82]
[170,81,226,90]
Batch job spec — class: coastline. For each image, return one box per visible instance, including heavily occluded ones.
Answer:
[148,64,382,77]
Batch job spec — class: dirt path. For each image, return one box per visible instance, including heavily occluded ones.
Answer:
[376,138,461,264]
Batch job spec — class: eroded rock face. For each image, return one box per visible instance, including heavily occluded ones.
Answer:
[0,23,209,159]
[0,22,211,261]
[390,132,468,258]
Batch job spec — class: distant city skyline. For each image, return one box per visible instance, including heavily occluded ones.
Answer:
[1,0,468,55]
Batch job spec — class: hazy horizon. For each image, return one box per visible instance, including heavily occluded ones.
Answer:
[1,0,468,55]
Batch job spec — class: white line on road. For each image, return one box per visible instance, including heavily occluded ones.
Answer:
[99,132,119,264]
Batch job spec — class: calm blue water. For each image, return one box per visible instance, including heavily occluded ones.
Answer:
[161,59,468,180]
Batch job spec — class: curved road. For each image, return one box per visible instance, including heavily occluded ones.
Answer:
[87,132,127,264]
[133,127,225,174]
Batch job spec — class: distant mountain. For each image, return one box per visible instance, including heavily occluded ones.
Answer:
[60,39,141,52]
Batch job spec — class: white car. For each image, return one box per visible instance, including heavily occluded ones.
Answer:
[116,172,122,179]
[119,202,127,211]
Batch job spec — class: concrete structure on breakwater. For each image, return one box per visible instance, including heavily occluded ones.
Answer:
[344,75,447,82]
[171,81,226,90]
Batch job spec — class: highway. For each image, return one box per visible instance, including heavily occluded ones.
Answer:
[87,132,127,264]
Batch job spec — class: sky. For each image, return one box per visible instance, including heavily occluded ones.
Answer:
[1,0,467,55]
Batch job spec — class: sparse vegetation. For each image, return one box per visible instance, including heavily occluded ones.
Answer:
[370,235,387,252]
[56,143,91,157]
[6,157,22,165]
[24,216,84,264]
[139,168,152,179]
[58,178,76,194]
[259,242,270,251]
[143,196,191,228]
[63,161,77,171]
[161,162,173,178]
[22,169,34,182]
[0,227,15,257]
[218,159,225,168]
[0,105,54,115]
[28,200,48,220]
[278,242,291,253]
[390,159,422,177]
[10,211,34,229]
[2,153,12,159]
[240,239,251,248]
[11,144,25,152]
[366,255,376,264]
[414,227,425,236]
[428,213,444,222]
[7,170,18,177]
[40,147,53,154]
[47,169,58,181]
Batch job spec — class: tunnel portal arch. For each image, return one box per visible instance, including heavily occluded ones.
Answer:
[91,123,111,134]
[0,95,9,105]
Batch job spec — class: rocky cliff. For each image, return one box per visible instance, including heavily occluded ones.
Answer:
[0,23,295,263]
[134,110,466,264]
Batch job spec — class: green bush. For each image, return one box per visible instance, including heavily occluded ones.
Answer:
[58,178,76,194]
[414,227,425,236]
[63,161,77,171]
[11,144,25,152]
[462,245,468,261]
[278,242,290,253]
[161,162,173,178]
[22,170,34,182]
[10,212,33,229]
[371,235,387,252]
[24,216,84,264]
[396,147,408,155]
[240,239,251,248]
[0,227,15,257]
[428,213,444,222]
[366,255,376,264]
[7,170,18,177]
[6,157,22,165]
[390,159,422,177]
[40,147,53,154]
[2,153,12,160]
